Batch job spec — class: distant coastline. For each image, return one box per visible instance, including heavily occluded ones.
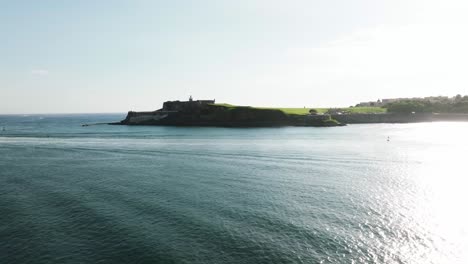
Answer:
[113,96,468,127]
[331,112,468,124]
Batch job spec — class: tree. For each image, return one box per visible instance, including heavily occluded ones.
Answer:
[385,100,429,113]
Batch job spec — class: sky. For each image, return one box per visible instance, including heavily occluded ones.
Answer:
[1,0,468,113]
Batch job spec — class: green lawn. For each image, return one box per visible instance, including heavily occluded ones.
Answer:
[273,107,386,115]
[343,107,387,114]
[213,104,386,115]
[260,107,328,115]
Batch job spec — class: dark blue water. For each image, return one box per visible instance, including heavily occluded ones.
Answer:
[1,114,467,263]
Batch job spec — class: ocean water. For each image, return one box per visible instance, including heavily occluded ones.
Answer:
[1,114,467,264]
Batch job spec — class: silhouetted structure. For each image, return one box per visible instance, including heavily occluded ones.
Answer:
[162,97,215,111]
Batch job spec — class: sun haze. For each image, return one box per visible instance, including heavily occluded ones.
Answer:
[1,0,468,114]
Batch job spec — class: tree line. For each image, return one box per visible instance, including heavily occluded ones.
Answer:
[384,95,468,113]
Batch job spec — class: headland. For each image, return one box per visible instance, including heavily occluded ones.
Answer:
[113,95,468,127]
[113,98,342,127]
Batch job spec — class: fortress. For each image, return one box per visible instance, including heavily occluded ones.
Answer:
[162,96,215,111]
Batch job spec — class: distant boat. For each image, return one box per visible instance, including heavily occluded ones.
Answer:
[387,136,390,142]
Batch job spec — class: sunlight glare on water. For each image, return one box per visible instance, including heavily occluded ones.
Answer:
[0,115,468,263]
[390,123,468,263]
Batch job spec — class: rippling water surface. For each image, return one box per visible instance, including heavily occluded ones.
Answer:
[1,114,467,263]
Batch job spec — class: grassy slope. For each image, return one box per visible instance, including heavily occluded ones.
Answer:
[213,104,386,115]
[262,108,327,115]
[339,107,387,114]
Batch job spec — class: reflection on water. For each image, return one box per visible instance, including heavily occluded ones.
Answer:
[0,115,467,263]
[406,124,468,263]
[359,123,468,263]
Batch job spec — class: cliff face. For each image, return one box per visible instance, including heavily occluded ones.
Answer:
[118,104,340,127]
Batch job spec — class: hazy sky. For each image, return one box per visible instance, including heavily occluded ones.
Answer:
[1,0,468,113]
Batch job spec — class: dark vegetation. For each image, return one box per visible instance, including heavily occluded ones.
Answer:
[385,95,468,113]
